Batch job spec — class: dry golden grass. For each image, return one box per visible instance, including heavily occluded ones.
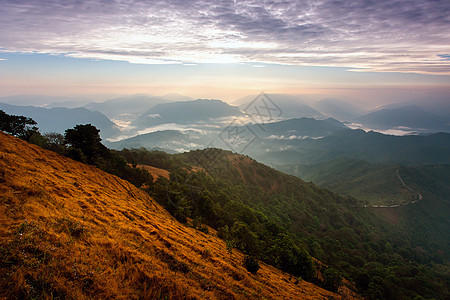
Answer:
[130,164,170,181]
[0,132,347,299]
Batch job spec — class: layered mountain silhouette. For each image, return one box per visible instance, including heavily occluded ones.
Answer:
[251,130,450,166]
[0,102,120,139]
[84,94,192,122]
[131,99,243,129]
[313,98,365,121]
[235,94,324,119]
[355,104,450,133]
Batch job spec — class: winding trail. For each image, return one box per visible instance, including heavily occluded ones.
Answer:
[396,169,423,202]
[363,169,423,208]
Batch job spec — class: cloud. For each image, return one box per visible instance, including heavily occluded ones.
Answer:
[0,0,449,74]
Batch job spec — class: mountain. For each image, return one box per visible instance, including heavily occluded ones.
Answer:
[106,117,348,153]
[235,94,324,119]
[0,95,92,107]
[131,99,243,129]
[106,130,210,152]
[0,132,343,299]
[249,117,348,138]
[84,94,191,123]
[380,97,450,118]
[355,104,450,133]
[313,98,365,121]
[0,102,121,139]
[253,130,450,166]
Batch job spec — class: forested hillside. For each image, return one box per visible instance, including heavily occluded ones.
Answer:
[120,147,450,299]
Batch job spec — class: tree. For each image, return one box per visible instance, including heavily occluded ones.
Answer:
[265,234,315,280]
[43,132,66,154]
[0,110,39,141]
[323,268,343,292]
[64,124,106,164]
[226,239,235,260]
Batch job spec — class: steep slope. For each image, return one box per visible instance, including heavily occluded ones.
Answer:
[0,132,341,299]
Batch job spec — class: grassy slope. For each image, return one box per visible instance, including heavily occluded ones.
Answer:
[0,132,344,299]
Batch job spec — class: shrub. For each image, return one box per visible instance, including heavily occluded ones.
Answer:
[323,267,342,292]
[243,255,260,274]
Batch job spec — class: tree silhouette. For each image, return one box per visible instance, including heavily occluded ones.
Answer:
[0,110,39,140]
[64,124,107,165]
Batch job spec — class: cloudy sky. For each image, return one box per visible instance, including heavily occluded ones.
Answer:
[0,0,449,103]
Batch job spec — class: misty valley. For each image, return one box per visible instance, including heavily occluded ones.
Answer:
[1,93,449,299]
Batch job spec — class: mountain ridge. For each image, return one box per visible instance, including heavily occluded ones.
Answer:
[0,102,120,139]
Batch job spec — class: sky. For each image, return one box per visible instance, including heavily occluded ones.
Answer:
[0,0,449,104]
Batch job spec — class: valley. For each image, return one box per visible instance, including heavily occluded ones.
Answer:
[1,94,449,299]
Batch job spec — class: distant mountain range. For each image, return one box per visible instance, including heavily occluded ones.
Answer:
[84,93,192,123]
[355,104,450,133]
[105,130,209,152]
[106,117,348,152]
[0,102,120,139]
[253,130,450,166]
[131,99,243,129]
[313,98,365,121]
[235,94,324,119]
[0,95,92,107]
[249,117,348,138]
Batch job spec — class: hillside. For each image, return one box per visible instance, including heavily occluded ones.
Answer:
[120,147,449,299]
[277,158,416,206]
[277,158,450,206]
[0,132,343,299]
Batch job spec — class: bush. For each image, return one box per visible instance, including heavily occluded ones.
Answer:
[243,255,260,274]
[323,268,342,292]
